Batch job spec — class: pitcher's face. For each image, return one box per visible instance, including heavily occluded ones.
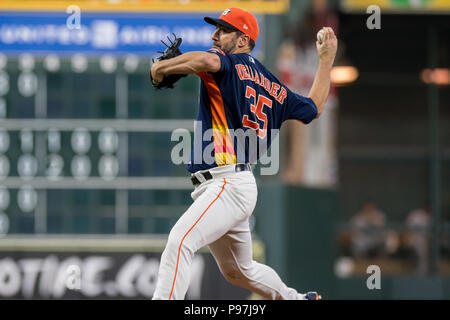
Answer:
[211,25,239,54]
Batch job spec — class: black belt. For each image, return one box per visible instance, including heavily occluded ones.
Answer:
[191,164,252,187]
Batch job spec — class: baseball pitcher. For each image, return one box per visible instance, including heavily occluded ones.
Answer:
[150,7,338,300]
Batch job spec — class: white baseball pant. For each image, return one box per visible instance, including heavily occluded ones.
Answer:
[152,164,302,300]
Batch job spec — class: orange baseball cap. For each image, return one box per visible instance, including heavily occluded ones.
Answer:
[204,8,259,42]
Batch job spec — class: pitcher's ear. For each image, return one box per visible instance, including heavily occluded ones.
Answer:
[238,34,250,48]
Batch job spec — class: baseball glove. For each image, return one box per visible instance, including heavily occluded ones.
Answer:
[150,33,187,89]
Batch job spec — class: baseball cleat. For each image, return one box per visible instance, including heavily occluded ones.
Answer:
[305,291,322,300]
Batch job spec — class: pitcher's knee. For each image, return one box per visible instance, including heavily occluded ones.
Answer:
[166,226,195,256]
[222,265,254,287]
[224,270,246,286]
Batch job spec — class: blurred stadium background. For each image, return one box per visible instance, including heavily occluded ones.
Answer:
[0,0,449,300]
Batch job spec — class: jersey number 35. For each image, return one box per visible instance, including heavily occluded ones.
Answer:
[242,85,273,139]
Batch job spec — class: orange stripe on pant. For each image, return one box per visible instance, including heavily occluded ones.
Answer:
[168,178,228,300]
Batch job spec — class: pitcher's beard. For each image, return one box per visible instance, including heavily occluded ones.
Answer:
[214,38,237,54]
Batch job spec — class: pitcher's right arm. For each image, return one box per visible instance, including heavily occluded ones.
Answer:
[308,27,338,118]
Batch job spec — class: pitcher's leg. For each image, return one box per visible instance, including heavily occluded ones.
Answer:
[153,178,243,300]
[209,220,300,300]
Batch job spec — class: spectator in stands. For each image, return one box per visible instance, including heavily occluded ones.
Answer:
[278,0,339,186]
[405,205,431,274]
[350,201,388,259]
